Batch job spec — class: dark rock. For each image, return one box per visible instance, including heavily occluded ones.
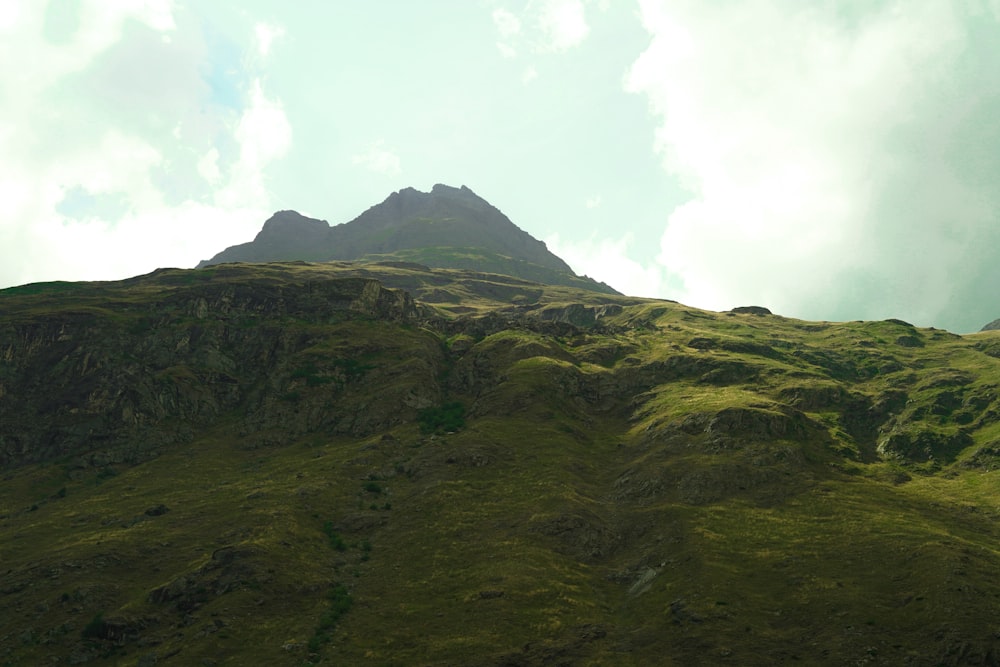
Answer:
[536,303,623,327]
[445,445,495,468]
[669,598,703,624]
[144,504,169,517]
[959,442,1000,470]
[0,274,426,469]
[730,306,772,315]
[687,337,716,350]
[896,334,925,347]
[612,467,665,502]
[535,512,620,561]
[790,348,860,380]
[609,353,760,389]
[877,429,973,462]
[704,406,812,446]
[148,575,191,604]
[82,614,148,643]
[645,405,818,452]
[718,339,784,359]
[840,390,907,444]
[777,383,846,410]
[919,370,974,389]
[931,390,963,416]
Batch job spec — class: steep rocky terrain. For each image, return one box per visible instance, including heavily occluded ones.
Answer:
[197,184,618,295]
[980,317,1000,332]
[3,262,1000,665]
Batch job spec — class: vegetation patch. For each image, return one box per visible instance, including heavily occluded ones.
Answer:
[306,585,353,660]
[81,612,107,640]
[417,401,466,434]
[322,522,348,552]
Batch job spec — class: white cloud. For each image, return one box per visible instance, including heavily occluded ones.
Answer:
[537,0,589,52]
[0,0,175,100]
[197,148,222,185]
[493,7,520,57]
[219,78,292,207]
[24,201,266,282]
[254,21,284,58]
[626,0,992,326]
[0,4,293,289]
[489,0,590,58]
[492,8,521,38]
[352,140,402,177]
[497,41,518,59]
[585,195,602,209]
[546,232,667,299]
[0,2,22,32]
[521,65,538,83]
[53,130,164,205]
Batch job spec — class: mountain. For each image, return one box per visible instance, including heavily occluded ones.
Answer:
[3,262,1000,665]
[980,318,1000,332]
[197,183,619,295]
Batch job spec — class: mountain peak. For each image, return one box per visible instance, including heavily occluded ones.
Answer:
[196,185,618,294]
[258,210,328,234]
[430,182,475,196]
[384,183,485,209]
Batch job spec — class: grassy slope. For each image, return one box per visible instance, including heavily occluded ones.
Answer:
[2,263,1000,665]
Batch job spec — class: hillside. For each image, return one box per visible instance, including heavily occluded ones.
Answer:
[197,184,618,295]
[3,261,1000,665]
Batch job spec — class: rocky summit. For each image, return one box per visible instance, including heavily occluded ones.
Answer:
[197,184,618,295]
[3,259,1000,665]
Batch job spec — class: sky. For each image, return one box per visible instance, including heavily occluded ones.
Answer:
[2,1,1000,333]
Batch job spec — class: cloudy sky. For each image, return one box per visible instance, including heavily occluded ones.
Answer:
[3,1,1000,332]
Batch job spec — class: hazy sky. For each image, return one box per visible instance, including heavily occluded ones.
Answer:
[3,1,1000,332]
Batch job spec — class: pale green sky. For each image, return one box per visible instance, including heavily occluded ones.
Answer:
[2,1,1000,332]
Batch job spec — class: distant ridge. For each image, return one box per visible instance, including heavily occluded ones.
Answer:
[197,184,618,294]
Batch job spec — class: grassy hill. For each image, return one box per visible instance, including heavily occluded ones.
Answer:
[2,261,1000,665]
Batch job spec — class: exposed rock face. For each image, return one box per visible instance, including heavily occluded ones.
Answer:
[876,428,973,462]
[197,184,618,293]
[960,442,1000,469]
[337,184,570,272]
[981,318,1000,332]
[0,275,427,468]
[245,210,333,262]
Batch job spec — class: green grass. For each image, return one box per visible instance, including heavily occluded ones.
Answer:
[5,261,1000,664]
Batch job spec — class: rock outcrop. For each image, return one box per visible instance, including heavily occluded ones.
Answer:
[0,273,426,467]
